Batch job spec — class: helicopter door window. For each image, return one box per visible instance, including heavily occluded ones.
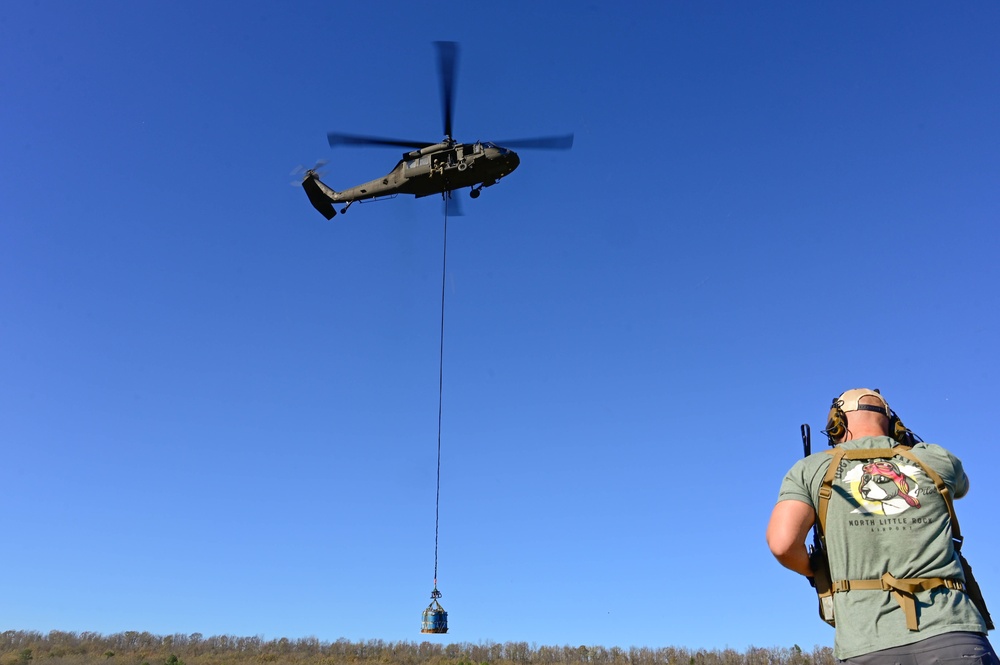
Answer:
[432,150,458,170]
[407,155,432,171]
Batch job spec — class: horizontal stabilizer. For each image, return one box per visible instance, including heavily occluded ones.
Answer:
[302,176,337,220]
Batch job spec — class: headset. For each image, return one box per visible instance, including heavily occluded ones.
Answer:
[823,388,922,446]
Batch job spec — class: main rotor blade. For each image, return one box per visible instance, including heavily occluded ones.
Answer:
[497,134,575,150]
[435,41,458,139]
[327,132,435,150]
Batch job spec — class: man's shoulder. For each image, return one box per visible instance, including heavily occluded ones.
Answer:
[778,450,836,506]
[838,438,961,471]
[910,441,956,457]
[907,442,967,490]
[785,448,836,475]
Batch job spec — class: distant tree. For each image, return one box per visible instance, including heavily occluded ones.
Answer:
[0,629,838,665]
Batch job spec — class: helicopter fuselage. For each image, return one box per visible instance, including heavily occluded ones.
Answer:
[303,141,520,219]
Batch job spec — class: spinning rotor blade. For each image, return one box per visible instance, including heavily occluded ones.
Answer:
[435,41,458,139]
[327,132,435,150]
[289,159,328,177]
[289,160,329,185]
[497,134,575,150]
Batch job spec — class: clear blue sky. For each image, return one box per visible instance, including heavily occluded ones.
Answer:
[2,0,999,653]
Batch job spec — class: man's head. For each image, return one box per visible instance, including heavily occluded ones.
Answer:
[825,388,892,444]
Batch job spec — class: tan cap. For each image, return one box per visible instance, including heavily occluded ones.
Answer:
[836,388,890,415]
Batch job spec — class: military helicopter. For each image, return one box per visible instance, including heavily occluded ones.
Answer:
[300,42,573,220]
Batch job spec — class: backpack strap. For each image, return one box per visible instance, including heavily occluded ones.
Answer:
[893,447,963,548]
[816,447,845,537]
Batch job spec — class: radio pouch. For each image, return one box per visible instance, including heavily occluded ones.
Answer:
[809,542,835,626]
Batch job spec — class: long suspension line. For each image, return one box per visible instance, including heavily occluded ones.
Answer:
[421,192,450,635]
[433,196,449,587]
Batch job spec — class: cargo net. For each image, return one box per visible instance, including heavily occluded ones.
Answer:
[421,587,448,634]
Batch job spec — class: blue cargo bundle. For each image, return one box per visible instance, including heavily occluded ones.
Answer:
[421,587,448,634]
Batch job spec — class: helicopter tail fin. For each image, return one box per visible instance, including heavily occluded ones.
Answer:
[301,172,338,220]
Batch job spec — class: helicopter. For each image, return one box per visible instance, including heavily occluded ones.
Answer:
[300,41,573,220]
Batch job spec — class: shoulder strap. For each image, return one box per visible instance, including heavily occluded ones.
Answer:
[892,447,963,548]
[816,448,843,538]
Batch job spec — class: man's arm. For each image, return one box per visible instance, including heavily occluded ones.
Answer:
[766,499,815,577]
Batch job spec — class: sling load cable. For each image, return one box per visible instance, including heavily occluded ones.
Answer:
[422,191,451,634]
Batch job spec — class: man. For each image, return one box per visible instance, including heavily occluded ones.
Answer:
[767,388,994,664]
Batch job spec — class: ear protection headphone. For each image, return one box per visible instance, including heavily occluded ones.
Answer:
[823,388,921,446]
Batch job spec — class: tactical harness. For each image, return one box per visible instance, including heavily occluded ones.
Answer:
[815,445,992,632]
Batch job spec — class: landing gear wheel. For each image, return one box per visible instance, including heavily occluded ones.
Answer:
[470,189,481,199]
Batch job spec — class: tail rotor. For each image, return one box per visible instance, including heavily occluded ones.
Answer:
[289,159,329,185]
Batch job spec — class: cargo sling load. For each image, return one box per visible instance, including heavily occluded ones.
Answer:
[421,587,448,634]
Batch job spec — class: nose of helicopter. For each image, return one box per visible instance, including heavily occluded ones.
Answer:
[504,149,520,173]
[483,144,520,176]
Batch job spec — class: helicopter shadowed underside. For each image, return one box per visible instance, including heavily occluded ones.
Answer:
[300,42,572,219]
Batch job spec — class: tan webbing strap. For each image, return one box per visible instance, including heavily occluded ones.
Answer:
[831,573,965,631]
[893,447,963,547]
[817,448,845,537]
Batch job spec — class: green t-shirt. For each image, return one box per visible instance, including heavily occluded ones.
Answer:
[777,435,987,659]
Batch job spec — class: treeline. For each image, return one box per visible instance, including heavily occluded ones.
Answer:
[0,631,834,665]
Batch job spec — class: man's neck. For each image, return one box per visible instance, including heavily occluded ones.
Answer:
[845,427,889,441]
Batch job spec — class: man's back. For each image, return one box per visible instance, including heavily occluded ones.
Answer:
[777,435,986,658]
